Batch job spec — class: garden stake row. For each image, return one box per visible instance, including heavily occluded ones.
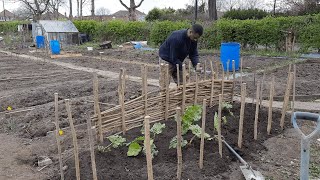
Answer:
[267,75,275,135]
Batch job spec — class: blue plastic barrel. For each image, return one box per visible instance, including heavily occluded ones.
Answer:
[220,42,240,71]
[50,40,60,55]
[36,36,45,49]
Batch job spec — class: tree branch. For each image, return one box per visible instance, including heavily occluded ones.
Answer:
[134,0,144,8]
[119,0,129,10]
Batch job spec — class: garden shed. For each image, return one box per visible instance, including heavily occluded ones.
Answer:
[32,20,79,46]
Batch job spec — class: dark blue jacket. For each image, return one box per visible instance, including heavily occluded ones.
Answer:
[159,29,199,70]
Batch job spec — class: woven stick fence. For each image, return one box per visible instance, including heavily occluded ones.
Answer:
[91,69,234,136]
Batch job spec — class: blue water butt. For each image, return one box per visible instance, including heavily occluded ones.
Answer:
[220,42,240,71]
[36,36,45,49]
[50,40,60,55]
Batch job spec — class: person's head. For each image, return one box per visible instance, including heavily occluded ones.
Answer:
[187,24,203,41]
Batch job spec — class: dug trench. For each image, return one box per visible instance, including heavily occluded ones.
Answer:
[60,102,291,180]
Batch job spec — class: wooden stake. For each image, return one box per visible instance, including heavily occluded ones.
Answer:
[254,82,261,140]
[226,60,230,80]
[86,114,98,180]
[218,94,223,158]
[194,69,199,105]
[210,60,214,78]
[238,83,246,149]
[119,69,126,135]
[199,99,206,169]
[54,93,64,180]
[65,99,80,180]
[176,107,182,180]
[176,64,180,88]
[267,76,275,135]
[143,66,148,116]
[93,73,103,143]
[188,60,192,84]
[292,65,296,114]
[259,72,266,107]
[144,116,154,180]
[204,60,207,80]
[280,72,294,129]
[232,60,236,80]
[240,58,243,84]
[165,64,170,121]
[159,63,165,92]
[182,64,186,114]
[210,75,215,107]
[215,60,219,79]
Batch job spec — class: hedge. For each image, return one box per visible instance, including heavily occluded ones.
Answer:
[1,14,320,51]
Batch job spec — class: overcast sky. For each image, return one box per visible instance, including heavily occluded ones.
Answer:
[3,0,274,16]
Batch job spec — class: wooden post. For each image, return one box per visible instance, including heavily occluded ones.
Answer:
[144,116,154,180]
[182,64,186,114]
[232,60,235,80]
[221,70,225,101]
[267,76,275,135]
[204,60,207,80]
[254,82,261,140]
[259,72,266,107]
[159,63,165,92]
[86,114,98,180]
[280,72,294,129]
[292,64,296,113]
[143,66,148,116]
[240,58,243,84]
[214,60,219,79]
[176,64,180,89]
[226,60,230,80]
[199,99,206,169]
[210,75,215,107]
[218,94,223,158]
[119,69,126,135]
[93,73,103,143]
[210,60,214,78]
[176,107,182,180]
[238,83,246,149]
[188,61,192,84]
[54,93,64,180]
[65,99,80,180]
[165,64,170,121]
[194,69,199,105]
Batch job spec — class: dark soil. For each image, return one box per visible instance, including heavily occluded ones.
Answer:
[61,102,291,180]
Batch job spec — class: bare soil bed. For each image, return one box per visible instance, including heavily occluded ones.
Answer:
[60,102,292,180]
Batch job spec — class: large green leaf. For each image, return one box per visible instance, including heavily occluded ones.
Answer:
[107,135,126,148]
[127,142,142,157]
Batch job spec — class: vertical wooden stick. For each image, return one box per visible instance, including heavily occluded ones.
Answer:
[144,116,154,180]
[165,64,170,121]
[240,57,243,84]
[188,60,192,84]
[210,75,215,107]
[54,93,64,180]
[210,60,214,78]
[93,73,103,142]
[254,82,261,140]
[182,64,186,114]
[280,72,294,129]
[176,64,180,89]
[238,83,246,149]
[215,60,219,79]
[199,99,206,169]
[267,76,275,135]
[226,60,230,80]
[221,63,225,80]
[176,107,182,180]
[204,60,207,80]
[86,114,98,180]
[292,64,296,113]
[259,72,266,107]
[143,66,148,116]
[232,60,236,102]
[194,70,199,105]
[65,99,80,180]
[159,63,165,92]
[119,69,126,135]
[218,94,223,158]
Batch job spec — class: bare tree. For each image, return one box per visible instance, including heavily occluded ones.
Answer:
[96,7,110,15]
[20,0,50,21]
[119,0,145,21]
[220,0,238,11]
[48,0,65,19]
[208,0,217,20]
[242,0,263,9]
[69,0,72,19]
[91,0,94,16]
[12,6,33,20]
[80,0,88,17]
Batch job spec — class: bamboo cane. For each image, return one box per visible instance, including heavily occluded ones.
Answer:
[267,76,275,135]
[54,93,64,180]
[199,99,206,169]
[238,83,246,149]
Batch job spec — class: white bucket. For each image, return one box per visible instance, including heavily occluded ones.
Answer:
[87,47,93,51]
